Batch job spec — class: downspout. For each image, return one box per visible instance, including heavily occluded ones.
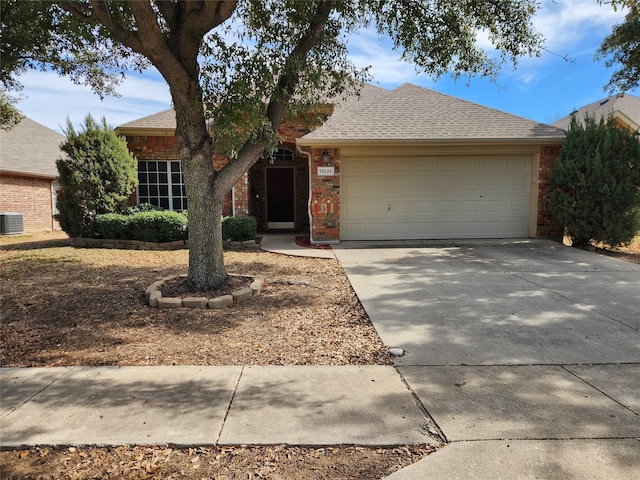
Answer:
[231,184,236,217]
[296,142,317,245]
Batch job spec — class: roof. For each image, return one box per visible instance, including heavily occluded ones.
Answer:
[553,94,640,132]
[300,83,566,146]
[116,109,177,134]
[114,85,386,134]
[0,116,64,179]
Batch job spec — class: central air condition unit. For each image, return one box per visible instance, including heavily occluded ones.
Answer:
[0,212,24,235]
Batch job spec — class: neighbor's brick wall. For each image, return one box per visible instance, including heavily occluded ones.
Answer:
[536,146,563,240]
[309,147,340,242]
[0,173,56,231]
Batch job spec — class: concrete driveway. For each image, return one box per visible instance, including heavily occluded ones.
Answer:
[334,239,639,366]
[335,239,640,479]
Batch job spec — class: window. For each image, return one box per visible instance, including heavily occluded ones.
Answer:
[137,160,187,211]
[270,148,294,162]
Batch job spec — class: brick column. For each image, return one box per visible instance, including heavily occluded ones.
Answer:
[310,148,340,243]
[536,146,563,240]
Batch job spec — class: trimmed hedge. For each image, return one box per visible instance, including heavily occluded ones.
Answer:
[222,216,257,241]
[94,211,188,243]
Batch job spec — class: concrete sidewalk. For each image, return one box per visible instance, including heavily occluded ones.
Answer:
[0,365,441,448]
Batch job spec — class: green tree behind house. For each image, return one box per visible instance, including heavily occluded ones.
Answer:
[549,114,640,248]
[56,114,137,237]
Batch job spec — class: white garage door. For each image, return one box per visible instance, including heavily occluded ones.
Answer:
[341,155,533,240]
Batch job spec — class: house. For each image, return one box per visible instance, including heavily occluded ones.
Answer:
[0,116,63,232]
[117,83,566,243]
[553,93,640,133]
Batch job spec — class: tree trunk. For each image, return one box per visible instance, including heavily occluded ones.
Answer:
[173,83,228,291]
[181,142,228,291]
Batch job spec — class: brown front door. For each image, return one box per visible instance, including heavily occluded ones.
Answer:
[266,167,295,229]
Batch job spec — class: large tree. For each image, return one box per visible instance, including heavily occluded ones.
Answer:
[597,1,640,92]
[0,0,544,290]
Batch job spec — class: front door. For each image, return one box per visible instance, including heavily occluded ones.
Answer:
[266,167,295,229]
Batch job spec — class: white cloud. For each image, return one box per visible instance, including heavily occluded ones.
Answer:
[347,28,434,88]
[17,70,171,133]
[534,0,626,51]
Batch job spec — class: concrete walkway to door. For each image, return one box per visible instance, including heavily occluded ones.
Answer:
[333,239,640,479]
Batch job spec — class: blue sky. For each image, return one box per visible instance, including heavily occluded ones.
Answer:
[16,0,639,133]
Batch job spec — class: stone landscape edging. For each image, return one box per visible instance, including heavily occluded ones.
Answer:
[69,237,261,251]
[145,273,265,309]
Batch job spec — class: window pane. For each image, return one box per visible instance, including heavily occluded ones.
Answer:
[159,172,168,183]
[150,185,158,196]
[139,162,148,172]
[159,185,168,196]
[172,173,181,184]
[138,172,147,183]
[183,198,188,210]
[138,185,148,196]
[172,198,182,210]
[149,173,157,183]
[171,162,181,172]
[158,162,168,172]
[148,162,157,172]
[172,185,182,196]
[159,198,169,209]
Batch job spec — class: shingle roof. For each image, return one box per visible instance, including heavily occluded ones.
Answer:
[117,108,177,131]
[0,116,64,178]
[553,94,640,131]
[301,83,566,144]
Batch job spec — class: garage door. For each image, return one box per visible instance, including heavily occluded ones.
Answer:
[341,155,533,240]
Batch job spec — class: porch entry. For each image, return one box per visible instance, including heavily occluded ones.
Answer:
[266,166,295,229]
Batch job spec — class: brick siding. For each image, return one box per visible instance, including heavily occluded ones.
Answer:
[536,146,563,240]
[0,174,56,231]
[309,147,340,242]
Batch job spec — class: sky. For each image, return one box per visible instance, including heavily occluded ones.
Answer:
[14,0,639,134]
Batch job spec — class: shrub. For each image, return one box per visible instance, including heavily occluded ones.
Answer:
[126,211,188,243]
[55,114,137,237]
[549,114,640,248]
[94,213,129,239]
[119,203,161,216]
[222,216,257,241]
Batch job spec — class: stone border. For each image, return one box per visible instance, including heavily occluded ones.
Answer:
[145,273,265,309]
[69,237,261,251]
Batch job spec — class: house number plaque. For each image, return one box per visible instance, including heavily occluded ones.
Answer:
[317,166,334,176]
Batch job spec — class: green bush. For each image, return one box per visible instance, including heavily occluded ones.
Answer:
[55,115,137,238]
[94,211,187,243]
[94,213,129,239]
[127,211,188,243]
[549,114,640,248]
[119,203,161,215]
[222,216,257,241]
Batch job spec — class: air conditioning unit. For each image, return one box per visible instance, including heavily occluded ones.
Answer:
[0,212,24,235]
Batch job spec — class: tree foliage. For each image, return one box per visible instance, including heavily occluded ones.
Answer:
[549,114,640,248]
[0,89,23,130]
[1,0,545,289]
[597,2,640,93]
[56,115,137,237]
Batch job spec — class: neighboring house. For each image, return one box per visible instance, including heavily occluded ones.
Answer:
[553,93,640,133]
[118,83,566,243]
[0,116,63,232]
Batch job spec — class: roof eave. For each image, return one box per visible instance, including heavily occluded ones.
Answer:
[115,127,176,137]
[296,136,566,148]
[0,168,57,180]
